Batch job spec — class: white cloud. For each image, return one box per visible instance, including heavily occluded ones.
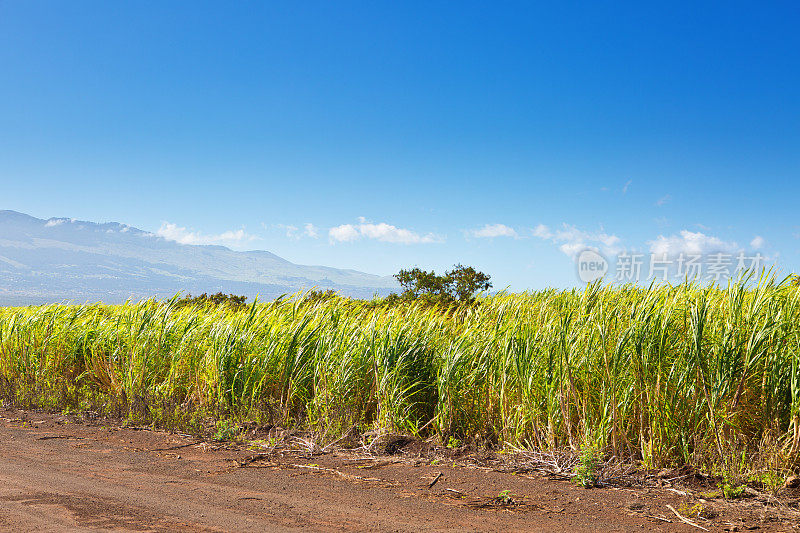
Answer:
[328,224,360,242]
[656,194,671,207]
[532,223,622,259]
[750,235,765,250]
[156,222,258,248]
[304,223,319,239]
[45,219,65,227]
[277,224,299,238]
[622,180,632,194]
[532,224,552,239]
[328,218,440,244]
[648,230,739,256]
[469,223,518,239]
[263,222,320,240]
[359,223,438,244]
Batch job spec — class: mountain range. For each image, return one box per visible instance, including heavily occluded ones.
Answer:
[0,210,397,305]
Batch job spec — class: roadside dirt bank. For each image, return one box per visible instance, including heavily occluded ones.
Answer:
[0,407,797,532]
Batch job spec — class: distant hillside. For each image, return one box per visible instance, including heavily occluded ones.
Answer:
[0,210,397,305]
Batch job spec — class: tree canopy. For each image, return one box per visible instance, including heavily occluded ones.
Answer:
[391,264,491,305]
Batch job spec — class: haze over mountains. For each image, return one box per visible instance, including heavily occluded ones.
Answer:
[0,210,397,305]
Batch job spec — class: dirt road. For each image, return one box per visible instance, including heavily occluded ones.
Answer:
[0,408,792,532]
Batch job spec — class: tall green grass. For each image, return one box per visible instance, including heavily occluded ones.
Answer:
[1,274,799,473]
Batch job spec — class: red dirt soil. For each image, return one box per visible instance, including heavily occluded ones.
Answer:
[0,407,796,532]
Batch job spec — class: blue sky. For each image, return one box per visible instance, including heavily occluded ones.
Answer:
[1,2,798,289]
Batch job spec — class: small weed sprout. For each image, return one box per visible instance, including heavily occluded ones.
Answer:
[759,471,784,495]
[497,490,513,505]
[213,420,239,442]
[575,445,601,488]
[678,503,717,520]
[720,472,747,499]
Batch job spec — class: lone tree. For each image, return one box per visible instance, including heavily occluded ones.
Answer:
[392,264,491,304]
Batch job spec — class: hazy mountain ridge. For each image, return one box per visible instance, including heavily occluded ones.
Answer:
[0,210,396,305]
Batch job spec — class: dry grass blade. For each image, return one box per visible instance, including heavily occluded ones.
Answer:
[666,504,709,531]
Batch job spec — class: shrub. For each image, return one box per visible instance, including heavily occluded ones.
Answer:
[176,292,247,309]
